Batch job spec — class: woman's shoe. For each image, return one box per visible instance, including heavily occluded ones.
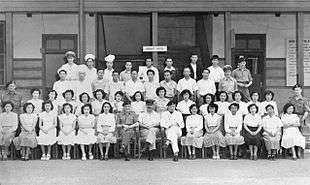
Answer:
[89,153,94,160]
[81,154,87,161]
[104,154,109,161]
[46,154,50,160]
[41,154,46,161]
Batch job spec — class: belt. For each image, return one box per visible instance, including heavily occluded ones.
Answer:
[237,81,249,84]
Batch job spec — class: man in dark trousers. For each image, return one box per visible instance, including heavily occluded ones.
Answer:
[187,52,203,81]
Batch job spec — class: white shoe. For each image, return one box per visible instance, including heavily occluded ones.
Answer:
[89,153,94,160]
[212,155,216,160]
[82,154,87,161]
[46,154,50,160]
[66,153,71,160]
[41,154,46,161]
[62,155,66,160]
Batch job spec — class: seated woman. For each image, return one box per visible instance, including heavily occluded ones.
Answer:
[199,93,215,116]
[181,104,203,160]
[262,104,282,160]
[203,103,226,160]
[224,103,244,160]
[281,103,306,160]
[243,104,263,160]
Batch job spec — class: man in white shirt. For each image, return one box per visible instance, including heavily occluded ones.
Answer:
[105,71,124,102]
[138,58,159,83]
[138,99,160,161]
[91,68,108,92]
[177,67,197,101]
[53,69,70,101]
[161,100,184,162]
[160,70,177,100]
[74,69,93,101]
[197,69,216,105]
[144,70,160,100]
[103,54,115,82]
[208,55,224,92]
[120,61,132,82]
[124,70,145,102]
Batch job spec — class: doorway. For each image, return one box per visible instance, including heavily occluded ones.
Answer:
[42,34,77,94]
[232,34,266,96]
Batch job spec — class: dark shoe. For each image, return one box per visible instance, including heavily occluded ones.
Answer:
[253,155,258,161]
[119,146,125,154]
[124,153,130,161]
[148,150,154,161]
[173,155,178,162]
[163,142,169,149]
[192,154,196,160]
[104,154,109,161]
[230,155,234,160]
[234,155,238,160]
[292,156,297,161]
[100,156,104,160]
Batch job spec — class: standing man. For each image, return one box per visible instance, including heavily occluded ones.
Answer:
[138,58,159,83]
[82,54,97,85]
[232,57,253,102]
[117,101,139,161]
[144,70,160,100]
[197,69,216,106]
[124,70,145,102]
[177,67,197,101]
[187,52,203,81]
[120,61,132,83]
[218,65,238,102]
[208,55,225,92]
[138,99,160,161]
[91,68,107,92]
[103,54,115,83]
[160,70,177,100]
[105,71,124,102]
[288,84,310,127]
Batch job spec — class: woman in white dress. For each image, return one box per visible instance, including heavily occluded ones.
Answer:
[91,89,107,116]
[281,103,305,160]
[112,91,124,114]
[131,91,146,115]
[181,104,203,159]
[154,87,169,117]
[97,102,116,160]
[262,104,282,160]
[37,101,57,160]
[199,93,215,116]
[203,103,226,159]
[47,90,59,116]
[58,103,77,160]
[232,91,248,116]
[58,90,78,115]
[224,103,244,160]
[75,104,97,160]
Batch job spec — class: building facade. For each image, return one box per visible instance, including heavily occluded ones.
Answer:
[0,0,309,111]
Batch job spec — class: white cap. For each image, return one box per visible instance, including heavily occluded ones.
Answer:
[84,54,95,61]
[104,54,115,62]
[65,51,76,58]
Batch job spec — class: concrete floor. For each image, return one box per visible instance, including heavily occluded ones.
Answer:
[1,156,310,185]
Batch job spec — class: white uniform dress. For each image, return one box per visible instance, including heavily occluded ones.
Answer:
[75,114,97,145]
[262,115,282,150]
[96,113,116,143]
[181,114,204,148]
[224,111,244,145]
[281,113,305,149]
[215,101,230,115]
[57,113,76,145]
[91,100,108,116]
[131,101,146,115]
[37,111,57,145]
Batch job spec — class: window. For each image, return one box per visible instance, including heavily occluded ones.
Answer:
[0,21,5,85]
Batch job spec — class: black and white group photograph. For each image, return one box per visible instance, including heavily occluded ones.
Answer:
[0,0,310,185]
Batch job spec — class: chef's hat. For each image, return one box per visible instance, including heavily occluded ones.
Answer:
[104,54,115,62]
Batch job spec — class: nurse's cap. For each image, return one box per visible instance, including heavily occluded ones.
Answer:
[84,53,95,61]
[104,54,115,62]
[65,51,76,58]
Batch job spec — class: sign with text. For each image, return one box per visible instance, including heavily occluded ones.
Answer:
[286,39,310,86]
[143,46,167,52]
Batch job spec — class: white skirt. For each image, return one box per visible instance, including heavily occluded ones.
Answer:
[281,127,306,149]
[57,130,76,145]
[75,128,97,145]
[36,129,57,145]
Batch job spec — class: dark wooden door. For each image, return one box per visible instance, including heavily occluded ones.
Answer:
[42,34,77,95]
[232,34,266,96]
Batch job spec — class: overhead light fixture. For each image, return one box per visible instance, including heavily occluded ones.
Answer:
[89,13,95,17]
[26,13,32,17]
[275,12,281,17]
[214,13,219,17]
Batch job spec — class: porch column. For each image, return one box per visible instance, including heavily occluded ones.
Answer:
[152,12,158,67]
[78,0,86,63]
[224,12,232,65]
[296,12,304,85]
[5,13,13,81]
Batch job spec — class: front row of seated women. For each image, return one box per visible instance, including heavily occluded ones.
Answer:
[0,98,306,162]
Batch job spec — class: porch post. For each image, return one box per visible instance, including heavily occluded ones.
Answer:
[224,12,232,65]
[78,0,86,63]
[296,12,304,85]
[152,12,158,67]
[5,13,13,81]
